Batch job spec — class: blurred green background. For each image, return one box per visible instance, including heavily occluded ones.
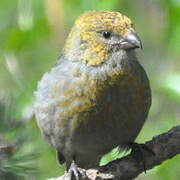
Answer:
[0,0,180,179]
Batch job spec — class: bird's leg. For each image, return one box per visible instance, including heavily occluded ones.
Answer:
[68,159,87,180]
[129,142,155,172]
[69,161,80,180]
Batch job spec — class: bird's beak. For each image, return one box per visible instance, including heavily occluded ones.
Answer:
[120,31,143,50]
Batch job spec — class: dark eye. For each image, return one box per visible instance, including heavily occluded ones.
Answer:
[102,31,112,39]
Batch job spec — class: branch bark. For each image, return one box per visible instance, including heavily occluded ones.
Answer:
[48,125,180,180]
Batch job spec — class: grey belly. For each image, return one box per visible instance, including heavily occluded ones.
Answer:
[72,84,148,158]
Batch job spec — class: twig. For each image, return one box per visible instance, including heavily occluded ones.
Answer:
[48,125,180,180]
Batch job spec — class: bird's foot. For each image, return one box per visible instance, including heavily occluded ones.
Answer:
[67,161,87,180]
[129,142,155,172]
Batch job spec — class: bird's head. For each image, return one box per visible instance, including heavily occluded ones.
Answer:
[64,10,142,66]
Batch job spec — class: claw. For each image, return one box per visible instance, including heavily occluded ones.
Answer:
[68,161,87,180]
[141,144,156,156]
[129,142,155,173]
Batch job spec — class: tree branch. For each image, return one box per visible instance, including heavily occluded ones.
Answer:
[48,125,180,180]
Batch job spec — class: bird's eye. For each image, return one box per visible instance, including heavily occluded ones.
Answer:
[102,31,112,39]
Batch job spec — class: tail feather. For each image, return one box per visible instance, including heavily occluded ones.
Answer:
[57,151,66,165]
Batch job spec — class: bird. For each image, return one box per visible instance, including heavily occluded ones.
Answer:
[34,10,151,179]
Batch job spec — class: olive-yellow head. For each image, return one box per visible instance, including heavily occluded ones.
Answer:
[64,10,142,66]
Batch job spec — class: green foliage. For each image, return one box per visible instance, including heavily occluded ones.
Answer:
[0,96,37,180]
[0,0,180,179]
